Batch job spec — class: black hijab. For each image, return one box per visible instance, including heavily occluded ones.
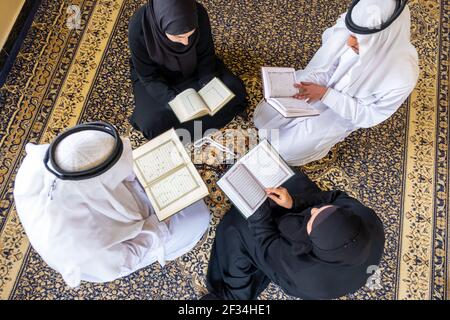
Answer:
[309,207,372,266]
[275,196,384,299]
[277,206,371,267]
[142,0,199,77]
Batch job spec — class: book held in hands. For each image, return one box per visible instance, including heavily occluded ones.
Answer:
[261,66,320,118]
[133,129,209,221]
[169,77,235,123]
[217,140,294,218]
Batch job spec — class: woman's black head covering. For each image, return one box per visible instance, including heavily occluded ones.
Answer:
[309,207,372,266]
[142,0,199,77]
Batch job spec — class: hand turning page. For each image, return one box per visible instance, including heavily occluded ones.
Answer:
[261,67,320,118]
[217,140,294,218]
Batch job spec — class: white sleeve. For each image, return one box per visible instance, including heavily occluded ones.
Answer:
[116,216,169,275]
[321,85,415,128]
[296,61,339,86]
[78,216,168,283]
[300,71,334,86]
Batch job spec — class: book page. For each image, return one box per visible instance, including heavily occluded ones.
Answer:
[262,67,298,98]
[148,166,199,210]
[241,140,294,189]
[198,77,235,115]
[134,139,198,211]
[270,97,317,111]
[134,140,184,183]
[169,89,208,122]
[217,140,294,218]
[267,98,320,118]
[133,129,209,221]
[224,164,266,212]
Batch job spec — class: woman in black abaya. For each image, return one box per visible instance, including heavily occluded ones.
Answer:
[205,172,385,300]
[128,0,247,140]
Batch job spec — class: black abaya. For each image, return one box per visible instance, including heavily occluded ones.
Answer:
[128,3,247,140]
[206,172,385,300]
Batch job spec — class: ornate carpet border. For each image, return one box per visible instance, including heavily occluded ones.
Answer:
[0,0,125,299]
[397,0,449,300]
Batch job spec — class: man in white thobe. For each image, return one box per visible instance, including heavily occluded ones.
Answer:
[14,124,210,288]
[254,0,419,166]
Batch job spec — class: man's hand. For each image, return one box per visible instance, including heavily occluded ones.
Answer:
[293,82,328,102]
[265,187,293,209]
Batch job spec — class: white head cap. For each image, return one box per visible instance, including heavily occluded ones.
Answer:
[351,0,397,30]
[53,130,116,172]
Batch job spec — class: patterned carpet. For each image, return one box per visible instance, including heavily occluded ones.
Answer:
[0,0,448,300]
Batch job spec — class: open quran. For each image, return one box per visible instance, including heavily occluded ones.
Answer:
[133,129,209,221]
[217,140,294,218]
[261,66,320,118]
[169,77,235,123]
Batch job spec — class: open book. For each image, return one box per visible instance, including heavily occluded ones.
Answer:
[262,66,320,118]
[217,140,294,218]
[169,77,235,123]
[133,129,209,221]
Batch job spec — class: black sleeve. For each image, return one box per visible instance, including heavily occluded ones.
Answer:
[195,4,216,87]
[128,25,177,107]
[247,201,312,274]
[291,190,343,213]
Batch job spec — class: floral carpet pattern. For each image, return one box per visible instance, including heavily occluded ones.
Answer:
[0,0,448,300]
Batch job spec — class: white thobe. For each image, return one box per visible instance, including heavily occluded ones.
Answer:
[14,141,211,288]
[254,48,414,166]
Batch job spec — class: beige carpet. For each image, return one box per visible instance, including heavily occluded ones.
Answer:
[0,0,448,299]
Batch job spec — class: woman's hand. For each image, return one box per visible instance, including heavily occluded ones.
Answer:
[293,82,328,102]
[265,187,293,209]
